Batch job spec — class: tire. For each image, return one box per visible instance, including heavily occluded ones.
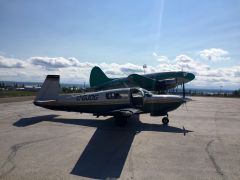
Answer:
[162,117,169,125]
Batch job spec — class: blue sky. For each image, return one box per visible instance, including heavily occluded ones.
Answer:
[0,0,239,89]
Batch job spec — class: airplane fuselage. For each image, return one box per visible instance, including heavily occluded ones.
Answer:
[34,88,183,117]
[93,71,195,91]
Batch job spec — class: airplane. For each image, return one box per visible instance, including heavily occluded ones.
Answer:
[34,75,190,126]
[90,66,195,92]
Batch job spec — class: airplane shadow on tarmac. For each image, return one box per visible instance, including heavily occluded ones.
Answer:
[13,114,193,179]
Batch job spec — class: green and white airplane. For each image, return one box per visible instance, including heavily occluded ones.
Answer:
[90,66,195,91]
[34,75,190,126]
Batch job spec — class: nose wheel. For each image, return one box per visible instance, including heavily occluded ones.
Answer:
[162,116,169,125]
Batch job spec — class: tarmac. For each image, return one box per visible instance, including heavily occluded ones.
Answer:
[0,96,239,180]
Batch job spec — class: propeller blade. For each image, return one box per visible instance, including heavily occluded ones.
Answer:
[183,82,185,98]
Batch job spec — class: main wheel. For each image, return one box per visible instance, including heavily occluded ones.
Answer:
[162,117,169,125]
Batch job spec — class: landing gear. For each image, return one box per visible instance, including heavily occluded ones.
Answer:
[162,117,169,125]
[114,116,128,127]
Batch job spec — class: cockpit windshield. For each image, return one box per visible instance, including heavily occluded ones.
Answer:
[142,89,152,97]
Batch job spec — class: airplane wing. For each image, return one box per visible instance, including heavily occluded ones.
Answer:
[127,74,157,89]
[127,74,177,91]
[108,108,142,117]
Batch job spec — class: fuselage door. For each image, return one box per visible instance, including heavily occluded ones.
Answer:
[130,89,144,108]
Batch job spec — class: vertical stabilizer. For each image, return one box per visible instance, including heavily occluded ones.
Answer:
[35,75,60,101]
[90,66,111,87]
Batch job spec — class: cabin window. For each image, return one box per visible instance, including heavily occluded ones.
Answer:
[118,91,129,99]
[106,91,129,99]
[106,92,121,99]
[131,90,143,98]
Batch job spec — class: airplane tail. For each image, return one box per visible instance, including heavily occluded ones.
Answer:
[90,66,111,87]
[34,75,60,102]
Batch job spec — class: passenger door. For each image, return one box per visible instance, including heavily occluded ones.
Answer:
[130,89,144,108]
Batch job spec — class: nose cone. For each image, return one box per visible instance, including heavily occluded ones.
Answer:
[181,72,195,83]
[187,72,195,81]
[174,96,185,104]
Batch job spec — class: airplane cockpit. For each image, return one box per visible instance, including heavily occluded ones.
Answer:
[130,88,144,108]
[105,90,129,100]
[142,89,153,97]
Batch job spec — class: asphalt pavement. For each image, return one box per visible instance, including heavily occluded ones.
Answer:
[0,97,239,180]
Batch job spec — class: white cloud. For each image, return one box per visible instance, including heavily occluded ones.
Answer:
[175,54,192,63]
[152,52,170,63]
[0,54,239,89]
[199,48,230,61]
[194,67,240,87]
[98,62,144,77]
[152,54,210,73]
[0,56,26,68]
[153,53,239,88]
[30,56,84,69]
[175,54,210,71]
[120,63,144,74]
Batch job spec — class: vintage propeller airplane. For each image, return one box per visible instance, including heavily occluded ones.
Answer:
[90,66,195,92]
[34,75,190,126]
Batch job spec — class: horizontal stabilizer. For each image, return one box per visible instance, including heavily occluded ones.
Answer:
[33,100,57,107]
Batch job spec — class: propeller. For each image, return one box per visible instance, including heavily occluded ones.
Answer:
[181,80,192,111]
[183,82,185,98]
[181,82,187,111]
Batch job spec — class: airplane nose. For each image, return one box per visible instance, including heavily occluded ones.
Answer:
[187,73,195,81]
[181,72,195,83]
[166,95,185,103]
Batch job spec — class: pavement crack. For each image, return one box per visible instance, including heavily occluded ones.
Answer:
[0,130,81,179]
[0,139,49,179]
[128,147,135,180]
[205,140,226,180]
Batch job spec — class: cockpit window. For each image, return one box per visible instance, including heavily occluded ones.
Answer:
[106,91,129,99]
[143,90,152,97]
[131,89,143,98]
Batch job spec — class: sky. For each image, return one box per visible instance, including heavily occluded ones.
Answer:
[0,0,239,89]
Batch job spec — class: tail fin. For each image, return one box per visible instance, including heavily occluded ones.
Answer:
[35,75,60,101]
[90,66,111,87]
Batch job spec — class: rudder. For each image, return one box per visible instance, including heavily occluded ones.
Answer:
[90,66,111,87]
[35,75,60,101]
